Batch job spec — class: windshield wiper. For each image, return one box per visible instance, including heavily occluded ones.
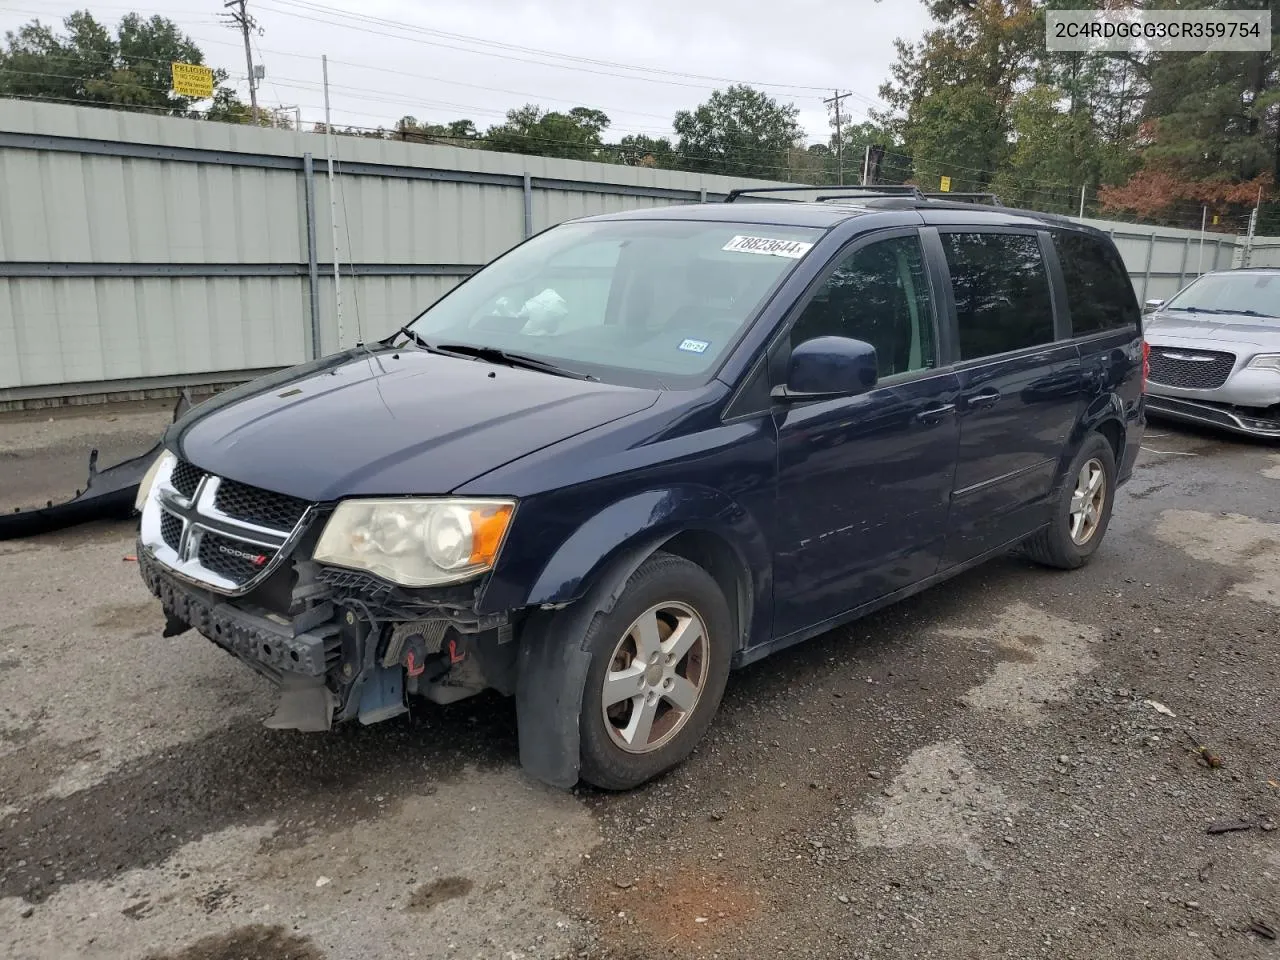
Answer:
[1176,307,1278,318]
[434,343,599,381]
[394,325,439,351]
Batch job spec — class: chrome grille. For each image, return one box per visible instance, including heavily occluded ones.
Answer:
[214,477,310,530]
[169,460,206,498]
[160,512,183,551]
[1148,348,1235,390]
[196,532,276,582]
[140,457,313,595]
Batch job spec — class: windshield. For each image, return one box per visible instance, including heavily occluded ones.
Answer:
[1165,272,1280,318]
[406,218,824,386]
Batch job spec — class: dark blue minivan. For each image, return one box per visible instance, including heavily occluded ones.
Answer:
[136,190,1145,789]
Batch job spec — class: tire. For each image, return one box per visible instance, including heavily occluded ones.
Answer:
[577,552,734,790]
[1023,433,1117,570]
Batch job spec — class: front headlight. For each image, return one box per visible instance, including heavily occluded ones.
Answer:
[1246,354,1280,373]
[313,498,515,587]
[134,450,175,513]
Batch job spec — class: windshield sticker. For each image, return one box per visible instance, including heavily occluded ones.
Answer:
[722,235,814,259]
[678,338,710,354]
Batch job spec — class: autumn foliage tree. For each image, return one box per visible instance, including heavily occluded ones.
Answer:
[1098,169,1271,226]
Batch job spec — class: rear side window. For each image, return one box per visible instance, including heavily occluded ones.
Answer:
[1052,231,1139,335]
[942,232,1054,361]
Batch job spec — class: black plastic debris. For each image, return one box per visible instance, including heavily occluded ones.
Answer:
[0,392,190,541]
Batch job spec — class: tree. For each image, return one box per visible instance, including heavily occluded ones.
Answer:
[483,104,611,160]
[1098,169,1269,227]
[1098,0,1280,226]
[990,84,1099,212]
[0,10,246,119]
[617,134,675,168]
[673,85,803,178]
[396,116,479,145]
[875,1,1043,190]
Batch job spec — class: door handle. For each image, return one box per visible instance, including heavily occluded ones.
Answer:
[964,388,1001,410]
[914,402,956,425]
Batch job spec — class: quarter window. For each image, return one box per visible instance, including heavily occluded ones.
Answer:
[1052,231,1140,334]
[942,232,1054,360]
[789,234,937,377]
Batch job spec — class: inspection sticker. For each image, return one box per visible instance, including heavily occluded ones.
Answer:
[722,235,814,259]
[678,338,710,354]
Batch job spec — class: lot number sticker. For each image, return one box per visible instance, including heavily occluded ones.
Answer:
[722,235,814,259]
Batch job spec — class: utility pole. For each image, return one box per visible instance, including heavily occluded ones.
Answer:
[823,90,850,186]
[223,0,259,124]
[323,54,345,347]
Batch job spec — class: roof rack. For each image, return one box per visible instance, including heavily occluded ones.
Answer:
[921,192,1003,206]
[724,184,925,203]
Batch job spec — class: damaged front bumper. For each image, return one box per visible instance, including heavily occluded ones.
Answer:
[139,548,518,732]
[1145,394,1280,439]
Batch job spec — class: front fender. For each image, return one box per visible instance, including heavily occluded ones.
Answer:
[506,485,770,790]
[537,486,766,603]
[478,485,771,637]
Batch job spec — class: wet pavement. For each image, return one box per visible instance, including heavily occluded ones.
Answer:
[0,409,1276,959]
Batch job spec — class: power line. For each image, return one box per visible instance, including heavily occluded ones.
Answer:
[240,47,684,126]
[0,3,890,144]
[257,0,836,94]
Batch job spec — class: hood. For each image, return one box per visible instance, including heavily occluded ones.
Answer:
[169,347,661,501]
[1146,309,1280,348]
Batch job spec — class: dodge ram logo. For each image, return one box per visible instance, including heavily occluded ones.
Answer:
[217,544,268,566]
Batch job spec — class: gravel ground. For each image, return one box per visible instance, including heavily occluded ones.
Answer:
[0,408,1277,960]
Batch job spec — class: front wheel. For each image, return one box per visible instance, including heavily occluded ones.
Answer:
[1024,433,1117,570]
[577,552,733,790]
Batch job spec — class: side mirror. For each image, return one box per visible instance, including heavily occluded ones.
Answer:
[1143,298,1164,314]
[772,336,878,401]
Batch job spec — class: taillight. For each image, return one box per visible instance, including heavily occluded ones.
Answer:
[1141,340,1150,392]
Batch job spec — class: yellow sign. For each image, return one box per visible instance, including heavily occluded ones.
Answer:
[939,175,952,192]
[171,62,214,99]
[1212,214,1220,225]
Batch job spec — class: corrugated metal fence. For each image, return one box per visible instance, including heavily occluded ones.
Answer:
[0,101,785,403]
[0,100,1265,404]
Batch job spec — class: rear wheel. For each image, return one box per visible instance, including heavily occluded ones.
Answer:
[1024,433,1117,570]
[578,553,733,790]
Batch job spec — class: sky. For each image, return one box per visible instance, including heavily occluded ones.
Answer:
[2,0,934,150]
